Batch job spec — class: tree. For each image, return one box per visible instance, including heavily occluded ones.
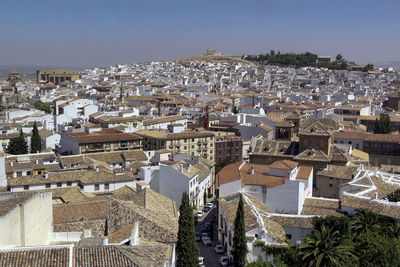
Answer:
[351,209,383,236]
[373,113,391,134]
[353,230,400,267]
[364,64,374,72]
[34,101,52,114]
[6,129,28,155]
[176,192,200,267]
[335,54,344,62]
[203,190,207,206]
[30,121,41,153]
[387,189,400,202]
[232,194,248,267]
[300,225,356,267]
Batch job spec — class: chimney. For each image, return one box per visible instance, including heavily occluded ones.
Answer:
[45,173,49,179]
[10,161,13,167]
[35,159,39,164]
[96,167,99,172]
[374,192,378,199]
[136,182,150,193]
[180,164,184,173]
[249,166,254,175]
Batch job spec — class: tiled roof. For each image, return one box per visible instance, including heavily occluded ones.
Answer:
[0,246,70,267]
[296,165,313,179]
[65,131,142,144]
[216,161,242,186]
[220,193,286,243]
[143,115,186,126]
[135,130,214,140]
[269,214,315,229]
[0,192,35,216]
[53,200,107,224]
[301,197,341,216]
[74,247,134,267]
[317,165,359,180]
[269,160,298,170]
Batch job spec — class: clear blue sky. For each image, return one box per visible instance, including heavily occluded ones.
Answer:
[0,0,398,67]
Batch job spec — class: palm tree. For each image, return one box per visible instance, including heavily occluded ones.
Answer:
[351,209,382,235]
[300,225,356,267]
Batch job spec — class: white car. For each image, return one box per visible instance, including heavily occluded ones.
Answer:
[202,237,212,247]
[214,244,224,254]
[206,202,213,208]
[220,256,229,266]
[197,211,204,218]
[198,256,204,266]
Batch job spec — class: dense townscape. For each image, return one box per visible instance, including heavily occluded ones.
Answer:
[1,51,400,266]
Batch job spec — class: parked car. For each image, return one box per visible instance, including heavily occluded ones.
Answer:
[196,233,201,242]
[206,202,213,208]
[201,232,209,239]
[202,206,211,213]
[220,256,229,266]
[202,237,212,247]
[214,244,224,254]
[197,211,204,218]
[198,256,204,266]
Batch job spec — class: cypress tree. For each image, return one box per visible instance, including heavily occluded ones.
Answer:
[176,192,200,267]
[232,194,248,267]
[6,129,28,155]
[30,121,42,153]
[203,190,207,206]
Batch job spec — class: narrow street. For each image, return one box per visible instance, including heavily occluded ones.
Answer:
[195,206,223,267]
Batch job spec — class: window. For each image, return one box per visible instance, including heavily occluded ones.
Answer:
[57,182,62,187]
[105,183,109,190]
[95,184,100,191]
[329,184,333,188]
[184,146,187,150]
[46,183,51,188]
[67,181,72,186]
[286,234,292,240]
[24,185,29,190]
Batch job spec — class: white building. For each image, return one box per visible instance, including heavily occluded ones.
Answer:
[217,160,313,214]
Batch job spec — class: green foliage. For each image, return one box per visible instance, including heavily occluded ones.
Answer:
[0,105,5,112]
[387,189,400,202]
[30,121,41,153]
[244,51,348,70]
[364,64,374,72]
[216,157,235,174]
[313,215,352,240]
[245,257,273,267]
[335,54,344,62]
[353,230,400,267]
[203,190,207,206]
[300,225,356,267]
[6,129,28,155]
[176,192,200,267]
[232,106,239,114]
[374,113,391,134]
[34,101,51,114]
[232,195,248,267]
[253,210,400,267]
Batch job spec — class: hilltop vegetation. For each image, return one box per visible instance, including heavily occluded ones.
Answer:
[243,51,348,70]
